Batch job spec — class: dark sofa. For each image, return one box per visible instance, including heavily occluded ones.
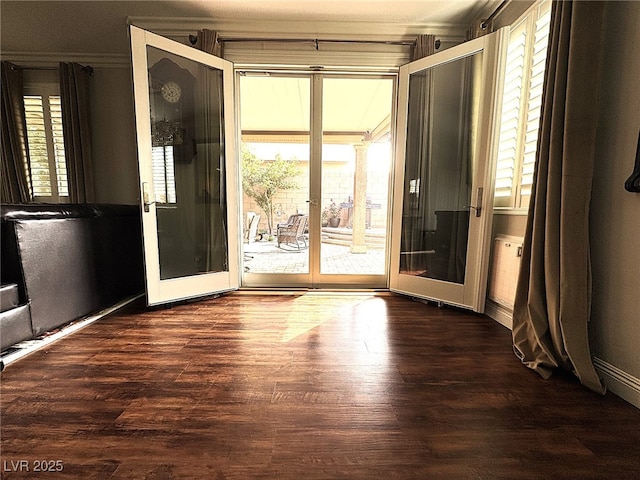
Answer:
[0,204,145,351]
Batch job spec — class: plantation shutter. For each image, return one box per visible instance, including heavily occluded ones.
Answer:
[518,8,551,207]
[48,96,68,197]
[23,94,68,199]
[494,27,526,206]
[23,96,52,197]
[152,146,177,204]
[493,2,551,210]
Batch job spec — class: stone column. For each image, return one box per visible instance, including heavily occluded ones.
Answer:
[351,143,369,253]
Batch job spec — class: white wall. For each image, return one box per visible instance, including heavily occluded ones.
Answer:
[590,1,640,403]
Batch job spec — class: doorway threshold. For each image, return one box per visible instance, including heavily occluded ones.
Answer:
[235,288,392,296]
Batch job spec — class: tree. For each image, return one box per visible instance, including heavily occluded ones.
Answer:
[241,145,300,235]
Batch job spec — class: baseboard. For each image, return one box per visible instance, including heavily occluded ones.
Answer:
[485,299,513,330]
[593,357,640,409]
[0,294,143,369]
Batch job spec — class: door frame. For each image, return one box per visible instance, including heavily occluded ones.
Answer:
[130,27,506,304]
[130,25,240,305]
[389,29,508,312]
[238,69,398,289]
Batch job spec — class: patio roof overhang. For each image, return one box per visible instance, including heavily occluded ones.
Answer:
[240,76,393,145]
[241,120,390,145]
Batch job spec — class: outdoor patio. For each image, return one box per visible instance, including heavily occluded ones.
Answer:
[242,230,386,275]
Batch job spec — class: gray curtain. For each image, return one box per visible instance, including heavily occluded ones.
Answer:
[401,35,437,274]
[411,34,436,62]
[195,29,224,57]
[1,61,31,203]
[59,62,94,203]
[196,29,228,271]
[467,18,491,41]
[512,1,607,394]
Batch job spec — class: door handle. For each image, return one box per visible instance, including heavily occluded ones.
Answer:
[306,199,319,207]
[142,182,155,213]
[464,187,483,217]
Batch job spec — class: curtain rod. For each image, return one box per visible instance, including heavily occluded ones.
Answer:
[188,35,442,51]
[22,66,59,71]
[221,38,417,47]
[481,0,511,30]
[19,65,94,75]
[3,63,57,72]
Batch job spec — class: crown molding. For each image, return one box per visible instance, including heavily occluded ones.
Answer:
[2,14,470,71]
[127,16,467,43]
[1,52,130,68]
[126,16,466,68]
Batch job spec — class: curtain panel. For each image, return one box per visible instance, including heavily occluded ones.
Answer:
[512,1,607,394]
[59,62,95,203]
[196,29,228,271]
[400,35,436,273]
[1,61,31,203]
[195,29,224,58]
[411,34,437,62]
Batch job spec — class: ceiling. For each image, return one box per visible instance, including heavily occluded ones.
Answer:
[1,0,499,56]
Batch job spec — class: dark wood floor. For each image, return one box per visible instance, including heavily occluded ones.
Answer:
[1,293,639,479]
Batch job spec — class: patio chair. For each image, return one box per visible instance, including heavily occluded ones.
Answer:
[243,212,260,271]
[245,212,260,243]
[277,214,308,251]
[277,214,299,231]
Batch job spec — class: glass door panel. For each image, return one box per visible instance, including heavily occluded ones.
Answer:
[398,54,479,284]
[239,73,395,288]
[131,26,239,305]
[319,77,394,280]
[147,46,229,280]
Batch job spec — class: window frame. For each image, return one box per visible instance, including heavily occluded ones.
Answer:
[22,76,69,203]
[151,145,177,204]
[494,0,551,211]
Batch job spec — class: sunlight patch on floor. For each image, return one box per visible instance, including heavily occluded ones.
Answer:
[279,292,375,343]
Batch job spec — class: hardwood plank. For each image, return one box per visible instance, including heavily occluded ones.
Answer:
[1,293,639,479]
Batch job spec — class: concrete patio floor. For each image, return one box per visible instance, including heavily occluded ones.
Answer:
[242,238,386,275]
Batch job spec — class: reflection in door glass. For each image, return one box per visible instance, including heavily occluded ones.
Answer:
[399,52,482,284]
[146,46,228,280]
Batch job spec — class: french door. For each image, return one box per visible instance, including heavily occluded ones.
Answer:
[130,26,239,305]
[240,72,395,289]
[131,25,506,308]
[390,30,508,312]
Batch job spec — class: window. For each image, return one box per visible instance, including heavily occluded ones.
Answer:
[494,2,551,209]
[151,146,177,203]
[23,80,69,202]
